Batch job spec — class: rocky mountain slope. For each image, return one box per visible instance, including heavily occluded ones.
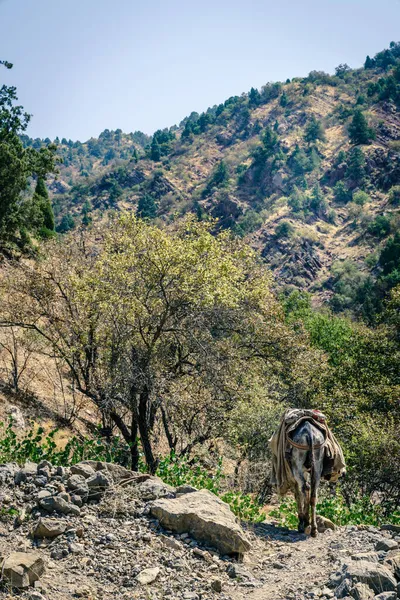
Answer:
[1,459,400,600]
[27,42,400,304]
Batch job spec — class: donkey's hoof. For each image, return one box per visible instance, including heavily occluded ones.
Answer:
[310,528,317,538]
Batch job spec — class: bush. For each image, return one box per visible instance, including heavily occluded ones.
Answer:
[352,190,369,206]
[388,185,400,205]
[368,215,392,238]
[275,221,294,238]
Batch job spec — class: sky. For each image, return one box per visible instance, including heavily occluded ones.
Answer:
[1,0,400,142]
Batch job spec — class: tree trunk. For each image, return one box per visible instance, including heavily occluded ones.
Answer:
[161,406,176,452]
[110,410,139,471]
[138,389,157,474]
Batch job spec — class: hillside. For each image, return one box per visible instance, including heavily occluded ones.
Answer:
[29,42,400,311]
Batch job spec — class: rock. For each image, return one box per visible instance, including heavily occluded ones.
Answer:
[227,563,254,580]
[137,477,176,500]
[381,524,400,534]
[211,577,222,592]
[343,561,397,594]
[151,490,251,556]
[176,484,198,497]
[8,405,25,429]
[351,553,379,563]
[79,460,133,483]
[376,539,398,552]
[15,461,38,485]
[32,518,66,539]
[317,515,336,532]
[136,566,160,584]
[1,552,45,588]
[39,495,80,516]
[70,463,96,479]
[159,534,182,550]
[374,594,397,600]
[384,551,400,577]
[68,542,84,554]
[335,578,352,599]
[67,474,89,498]
[28,592,47,600]
[350,582,374,600]
[86,470,112,500]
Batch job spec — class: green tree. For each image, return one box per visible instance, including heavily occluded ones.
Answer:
[304,115,326,143]
[333,181,352,204]
[348,110,375,145]
[34,177,55,232]
[0,61,55,247]
[249,87,261,107]
[280,92,288,107]
[150,137,161,161]
[137,194,157,219]
[346,147,366,186]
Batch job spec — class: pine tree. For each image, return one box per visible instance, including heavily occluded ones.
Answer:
[304,115,326,143]
[280,92,288,107]
[150,137,161,161]
[34,177,55,231]
[346,147,366,186]
[348,110,375,145]
[364,55,375,69]
[137,194,157,219]
[249,87,261,107]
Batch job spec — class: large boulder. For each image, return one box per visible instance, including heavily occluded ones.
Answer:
[39,494,80,516]
[343,561,397,594]
[1,552,45,588]
[150,490,251,555]
[137,477,176,501]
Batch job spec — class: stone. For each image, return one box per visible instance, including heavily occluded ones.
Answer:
[8,405,25,429]
[227,563,254,580]
[176,484,198,497]
[316,515,336,532]
[349,582,374,600]
[68,542,84,554]
[374,594,397,600]
[376,539,398,552]
[384,551,400,577]
[159,534,182,550]
[15,461,38,485]
[351,553,379,563]
[1,552,45,588]
[381,524,400,534]
[70,463,96,479]
[151,490,251,556]
[28,592,47,600]
[343,561,397,594]
[67,474,89,498]
[137,477,176,500]
[39,495,80,516]
[86,470,112,500]
[136,567,160,584]
[335,578,352,599]
[211,577,222,592]
[79,460,133,483]
[32,518,66,539]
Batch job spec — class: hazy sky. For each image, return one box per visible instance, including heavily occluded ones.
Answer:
[1,0,400,141]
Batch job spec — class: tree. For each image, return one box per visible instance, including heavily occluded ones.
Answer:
[150,137,161,161]
[248,87,261,107]
[348,110,375,145]
[280,92,288,107]
[364,55,375,69]
[346,147,366,186]
[333,181,352,204]
[137,194,157,220]
[304,115,326,143]
[0,61,55,247]
[34,177,55,232]
[1,216,323,473]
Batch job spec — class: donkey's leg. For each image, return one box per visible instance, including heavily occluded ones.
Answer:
[292,463,307,533]
[310,457,322,537]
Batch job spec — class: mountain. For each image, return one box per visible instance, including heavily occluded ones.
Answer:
[28,43,400,311]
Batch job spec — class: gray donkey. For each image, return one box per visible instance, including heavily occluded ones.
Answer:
[288,420,325,537]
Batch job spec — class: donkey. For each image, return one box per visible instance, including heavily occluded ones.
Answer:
[288,420,325,537]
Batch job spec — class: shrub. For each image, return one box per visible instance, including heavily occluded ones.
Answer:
[368,215,392,238]
[352,190,369,206]
[275,221,294,238]
[388,185,400,205]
